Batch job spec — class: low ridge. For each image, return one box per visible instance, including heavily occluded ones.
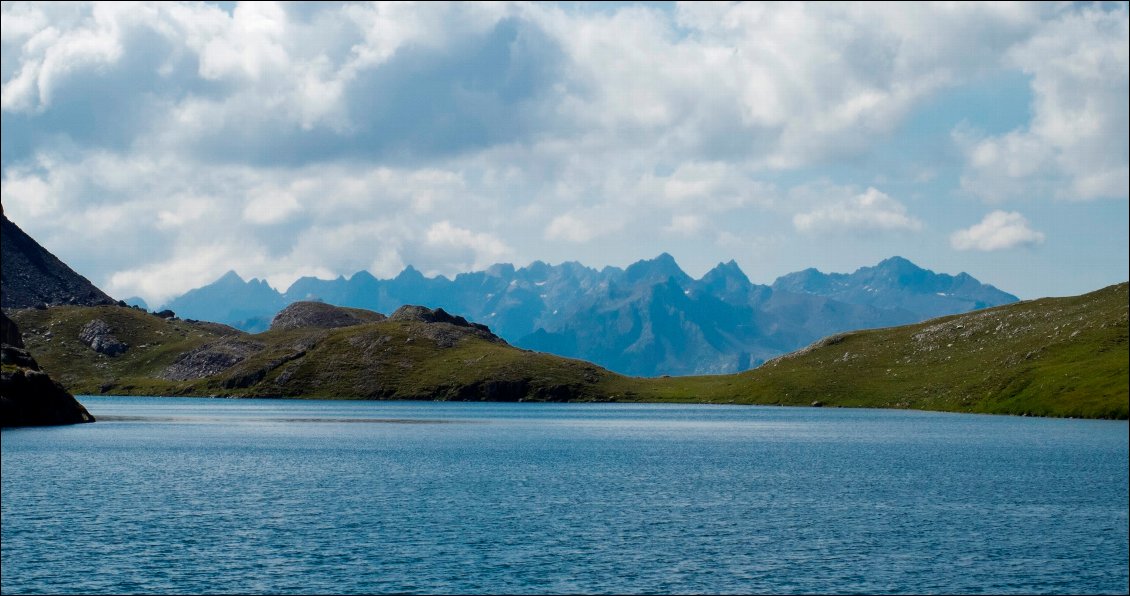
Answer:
[270,301,387,331]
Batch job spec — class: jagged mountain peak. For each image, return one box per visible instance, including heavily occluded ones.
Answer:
[395,265,425,282]
[211,270,277,291]
[486,263,516,278]
[624,253,690,285]
[873,255,918,271]
[350,270,378,283]
[702,259,750,284]
[217,270,245,283]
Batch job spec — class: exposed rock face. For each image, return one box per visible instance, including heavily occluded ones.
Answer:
[161,338,265,380]
[270,301,386,332]
[1,311,94,427]
[390,305,504,346]
[78,319,129,356]
[2,310,23,347]
[1,209,115,308]
[389,305,491,331]
[2,344,39,369]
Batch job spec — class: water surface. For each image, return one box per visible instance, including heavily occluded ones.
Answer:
[3,397,1127,594]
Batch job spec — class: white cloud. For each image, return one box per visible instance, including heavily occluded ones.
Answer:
[664,214,706,237]
[243,190,301,226]
[1,2,1126,303]
[545,208,626,244]
[959,5,1129,201]
[107,243,259,307]
[793,187,923,234]
[533,2,1050,169]
[423,220,512,273]
[950,210,1045,252]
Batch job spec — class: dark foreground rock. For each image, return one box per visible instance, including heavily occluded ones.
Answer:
[1,311,94,427]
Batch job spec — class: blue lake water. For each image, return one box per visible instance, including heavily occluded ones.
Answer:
[2,396,1128,595]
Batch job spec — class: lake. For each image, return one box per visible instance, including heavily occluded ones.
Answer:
[2,397,1127,594]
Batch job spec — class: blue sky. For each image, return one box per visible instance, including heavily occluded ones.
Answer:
[2,1,1127,305]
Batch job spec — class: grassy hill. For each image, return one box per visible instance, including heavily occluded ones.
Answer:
[9,282,1128,419]
[10,305,614,402]
[617,282,1128,419]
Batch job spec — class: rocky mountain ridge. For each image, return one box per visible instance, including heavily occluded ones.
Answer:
[1,208,115,309]
[163,254,1018,376]
[11,282,1126,419]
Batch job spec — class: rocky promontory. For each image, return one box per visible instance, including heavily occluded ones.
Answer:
[390,305,503,346]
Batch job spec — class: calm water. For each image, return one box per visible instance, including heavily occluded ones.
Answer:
[2,397,1127,595]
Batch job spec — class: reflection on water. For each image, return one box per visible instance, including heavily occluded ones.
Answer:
[3,396,1128,595]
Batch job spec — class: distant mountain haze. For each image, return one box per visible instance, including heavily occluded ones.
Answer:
[161,254,1018,377]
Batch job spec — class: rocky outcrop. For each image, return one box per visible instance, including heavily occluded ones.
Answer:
[1,208,115,308]
[78,319,129,356]
[1,311,94,427]
[270,301,386,332]
[160,338,265,381]
[2,309,23,347]
[390,305,505,347]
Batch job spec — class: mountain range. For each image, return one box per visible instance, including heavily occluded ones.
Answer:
[12,283,1127,419]
[2,209,1123,420]
[163,254,1018,376]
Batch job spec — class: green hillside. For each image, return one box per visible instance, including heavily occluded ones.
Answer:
[9,282,1128,419]
[10,305,614,401]
[619,282,1128,419]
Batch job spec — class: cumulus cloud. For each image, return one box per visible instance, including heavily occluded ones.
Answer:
[664,214,707,237]
[1,2,1125,303]
[950,210,1045,252]
[959,5,1129,201]
[243,190,301,226]
[422,220,512,274]
[545,209,625,244]
[793,187,923,234]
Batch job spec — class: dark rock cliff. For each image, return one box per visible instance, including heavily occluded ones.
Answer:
[2,207,115,308]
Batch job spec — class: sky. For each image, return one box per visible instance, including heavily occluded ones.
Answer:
[1,1,1127,306]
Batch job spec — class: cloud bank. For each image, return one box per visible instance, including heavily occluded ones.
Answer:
[1,2,1126,304]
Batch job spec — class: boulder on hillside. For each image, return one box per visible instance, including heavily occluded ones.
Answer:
[389,305,504,346]
[160,338,266,381]
[78,319,129,357]
[270,301,386,332]
[390,305,489,331]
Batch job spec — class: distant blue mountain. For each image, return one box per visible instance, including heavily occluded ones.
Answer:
[123,296,149,311]
[163,271,286,333]
[771,256,1017,319]
[161,256,1018,376]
